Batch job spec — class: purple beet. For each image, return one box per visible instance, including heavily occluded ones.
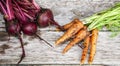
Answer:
[37,8,61,28]
[22,22,37,36]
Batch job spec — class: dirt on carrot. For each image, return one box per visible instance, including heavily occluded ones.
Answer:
[55,19,84,46]
[62,26,88,54]
[56,19,78,31]
[80,35,90,64]
[88,29,99,64]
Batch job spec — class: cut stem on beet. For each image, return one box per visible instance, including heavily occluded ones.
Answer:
[49,19,64,30]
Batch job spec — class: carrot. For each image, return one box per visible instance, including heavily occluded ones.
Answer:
[62,27,87,54]
[55,19,84,46]
[88,29,99,64]
[80,35,90,64]
[56,19,78,31]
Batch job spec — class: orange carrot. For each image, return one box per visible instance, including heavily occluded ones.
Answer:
[56,19,78,31]
[80,35,90,64]
[88,29,99,64]
[62,27,87,54]
[62,19,79,30]
[55,19,84,46]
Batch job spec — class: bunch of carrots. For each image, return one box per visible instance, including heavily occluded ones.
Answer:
[55,2,120,64]
[55,19,99,64]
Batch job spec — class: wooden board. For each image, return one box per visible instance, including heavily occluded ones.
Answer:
[0,30,120,65]
[0,64,103,66]
[0,0,120,65]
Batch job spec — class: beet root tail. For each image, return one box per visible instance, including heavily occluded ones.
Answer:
[35,34,53,47]
[17,35,25,65]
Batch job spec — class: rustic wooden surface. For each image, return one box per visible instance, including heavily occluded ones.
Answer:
[0,0,120,66]
[0,64,104,66]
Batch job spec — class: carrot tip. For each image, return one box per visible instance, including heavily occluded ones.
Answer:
[62,51,66,54]
[55,41,58,45]
[55,43,58,46]
[88,62,92,65]
[79,63,82,66]
[62,52,65,54]
[80,61,84,65]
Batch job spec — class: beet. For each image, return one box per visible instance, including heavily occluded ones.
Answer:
[37,8,61,28]
[22,22,53,47]
[22,22,37,36]
[0,0,54,65]
[4,19,21,35]
[4,19,25,65]
[7,23,21,35]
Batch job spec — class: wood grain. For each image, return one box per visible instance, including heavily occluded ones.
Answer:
[0,31,120,65]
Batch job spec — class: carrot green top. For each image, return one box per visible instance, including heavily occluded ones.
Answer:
[84,2,120,37]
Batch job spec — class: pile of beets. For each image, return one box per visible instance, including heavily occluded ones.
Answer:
[0,0,62,65]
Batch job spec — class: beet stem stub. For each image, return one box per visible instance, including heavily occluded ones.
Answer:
[49,20,64,31]
[17,35,25,65]
[50,20,60,27]
[35,34,53,47]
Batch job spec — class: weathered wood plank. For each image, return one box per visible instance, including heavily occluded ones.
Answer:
[0,31,120,65]
[0,64,104,66]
